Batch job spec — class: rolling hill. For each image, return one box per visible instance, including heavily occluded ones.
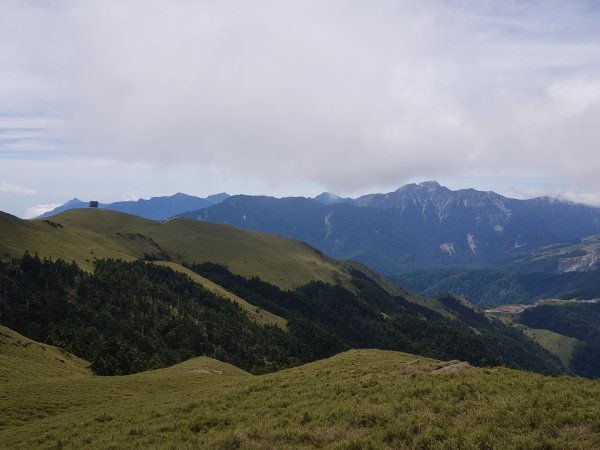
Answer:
[0,208,357,291]
[0,325,90,385]
[0,327,598,449]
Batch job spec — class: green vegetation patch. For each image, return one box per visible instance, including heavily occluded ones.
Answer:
[152,260,287,329]
[1,347,599,449]
[0,253,565,378]
[519,302,600,378]
[0,325,90,385]
[522,327,578,368]
[0,209,352,290]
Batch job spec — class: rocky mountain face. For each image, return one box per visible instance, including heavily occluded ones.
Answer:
[38,192,230,221]
[181,182,600,274]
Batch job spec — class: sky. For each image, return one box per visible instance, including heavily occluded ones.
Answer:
[2,0,600,218]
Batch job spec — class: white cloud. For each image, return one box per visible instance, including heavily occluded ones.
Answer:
[558,192,600,207]
[121,194,140,202]
[24,203,60,219]
[2,0,600,207]
[0,181,35,195]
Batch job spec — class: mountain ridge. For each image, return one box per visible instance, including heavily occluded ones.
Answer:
[37,192,230,221]
[179,182,600,274]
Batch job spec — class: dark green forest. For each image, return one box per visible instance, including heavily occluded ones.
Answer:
[392,268,600,307]
[519,302,600,378]
[0,254,563,376]
[190,263,563,375]
[0,253,301,375]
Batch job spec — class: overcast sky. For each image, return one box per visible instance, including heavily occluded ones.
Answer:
[2,0,600,218]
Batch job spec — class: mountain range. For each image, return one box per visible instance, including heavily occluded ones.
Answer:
[180,181,600,274]
[38,192,230,221]
[37,182,600,305]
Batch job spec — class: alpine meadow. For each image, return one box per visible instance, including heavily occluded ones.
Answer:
[2,1,600,449]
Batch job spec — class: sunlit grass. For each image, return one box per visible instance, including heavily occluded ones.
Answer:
[2,336,599,449]
[0,209,351,290]
[522,327,579,367]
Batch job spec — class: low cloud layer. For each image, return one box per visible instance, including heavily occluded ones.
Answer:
[0,181,35,195]
[2,1,600,215]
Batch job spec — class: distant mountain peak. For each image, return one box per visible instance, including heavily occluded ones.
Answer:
[314,192,353,205]
[396,181,447,193]
[206,192,230,203]
[419,180,442,188]
[315,192,340,200]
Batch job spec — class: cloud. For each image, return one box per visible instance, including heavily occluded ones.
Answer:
[2,0,600,199]
[24,203,60,219]
[0,181,35,195]
[558,192,600,207]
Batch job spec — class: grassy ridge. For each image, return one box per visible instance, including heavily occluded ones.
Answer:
[0,208,454,318]
[1,329,599,449]
[0,209,350,290]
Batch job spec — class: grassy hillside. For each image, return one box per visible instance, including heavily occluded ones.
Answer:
[521,327,578,367]
[0,325,90,385]
[0,209,350,290]
[488,303,598,377]
[518,302,600,378]
[1,329,599,449]
[0,208,454,318]
[0,208,568,378]
[1,252,565,377]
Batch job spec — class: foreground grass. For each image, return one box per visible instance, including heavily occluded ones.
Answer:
[1,341,599,449]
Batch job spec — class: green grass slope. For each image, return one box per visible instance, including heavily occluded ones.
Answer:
[0,209,354,290]
[0,208,453,318]
[489,307,581,372]
[0,325,90,385]
[1,334,599,449]
[522,327,579,368]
